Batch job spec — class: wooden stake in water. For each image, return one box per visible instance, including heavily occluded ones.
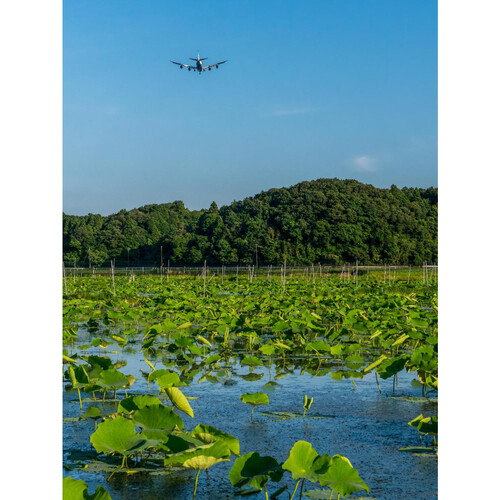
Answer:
[355,260,358,288]
[111,260,116,297]
[203,260,207,297]
[283,259,286,294]
[63,262,68,295]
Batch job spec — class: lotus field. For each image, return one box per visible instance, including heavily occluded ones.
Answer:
[63,270,437,499]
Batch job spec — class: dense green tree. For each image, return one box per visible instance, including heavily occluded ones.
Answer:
[63,178,437,266]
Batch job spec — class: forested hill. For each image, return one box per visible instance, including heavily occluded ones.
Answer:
[63,178,437,266]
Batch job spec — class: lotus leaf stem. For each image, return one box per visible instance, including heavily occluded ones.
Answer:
[108,455,126,481]
[77,388,82,410]
[264,484,269,500]
[290,479,300,499]
[192,469,201,500]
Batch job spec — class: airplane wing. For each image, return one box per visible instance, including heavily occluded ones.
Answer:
[202,60,228,70]
[170,61,196,70]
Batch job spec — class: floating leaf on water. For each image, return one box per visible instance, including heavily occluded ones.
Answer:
[398,446,437,454]
[240,372,264,382]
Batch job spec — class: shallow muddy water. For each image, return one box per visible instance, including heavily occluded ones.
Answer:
[63,335,437,500]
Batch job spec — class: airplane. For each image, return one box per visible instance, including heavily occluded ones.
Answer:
[170,51,228,74]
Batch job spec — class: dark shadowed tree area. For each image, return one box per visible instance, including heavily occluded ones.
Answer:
[63,178,437,266]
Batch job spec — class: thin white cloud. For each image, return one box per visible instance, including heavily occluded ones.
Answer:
[274,107,314,116]
[352,155,378,172]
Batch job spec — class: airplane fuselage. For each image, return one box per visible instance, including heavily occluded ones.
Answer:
[171,52,227,73]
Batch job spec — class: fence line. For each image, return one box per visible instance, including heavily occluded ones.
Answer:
[62,263,438,280]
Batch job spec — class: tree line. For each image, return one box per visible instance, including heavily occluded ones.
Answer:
[63,178,437,267]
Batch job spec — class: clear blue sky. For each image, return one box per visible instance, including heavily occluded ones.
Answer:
[63,0,437,215]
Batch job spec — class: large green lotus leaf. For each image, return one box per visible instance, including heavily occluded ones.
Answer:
[344,355,365,370]
[351,322,369,334]
[408,414,424,428]
[240,392,269,406]
[282,441,330,481]
[117,395,163,414]
[63,477,112,500]
[66,365,90,388]
[417,416,438,435]
[164,441,230,470]
[90,416,147,455]
[165,387,194,418]
[318,456,369,497]
[150,369,177,382]
[81,406,102,421]
[133,405,184,438]
[205,354,222,365]
[156,372,182,388]
[229,452,283,490]
[86,355,113,372]
[376,355,409,380]
[190,424,240,456]
[97,369,131,390]
[330,345,344,356]
[259,344,276,356]
[189,344,203,356]
[87,486,113,500]
[241,356,264,366]
[409,317,428,329]
[63,477,87,500]
[160,433,192,453]
[306,341,331,353]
